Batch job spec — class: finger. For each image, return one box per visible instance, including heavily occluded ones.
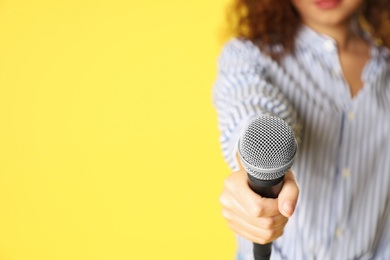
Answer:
[278,170,300,217]
[224,169,280,217]
[220,189,288,229]
[225,209,285,244]
[256,214,289,230]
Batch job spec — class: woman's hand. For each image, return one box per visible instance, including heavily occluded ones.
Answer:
[219,169,299,244]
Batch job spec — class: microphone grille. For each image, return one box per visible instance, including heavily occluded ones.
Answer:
[238,115,297,181]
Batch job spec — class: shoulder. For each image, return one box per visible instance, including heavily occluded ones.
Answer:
[220,38,260,58]
[218,38,272,73]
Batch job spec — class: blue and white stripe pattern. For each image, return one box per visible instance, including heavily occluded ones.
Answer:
[213,26,390,260]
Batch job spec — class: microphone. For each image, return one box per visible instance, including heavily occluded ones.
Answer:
[238,115,297,260]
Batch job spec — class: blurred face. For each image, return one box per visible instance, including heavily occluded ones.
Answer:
[291,0,364,29]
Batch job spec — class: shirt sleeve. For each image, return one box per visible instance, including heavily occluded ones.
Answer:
[212,38,299,171]
[372,203,390,260]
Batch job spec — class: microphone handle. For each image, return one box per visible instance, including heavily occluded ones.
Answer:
[247,174,284,260]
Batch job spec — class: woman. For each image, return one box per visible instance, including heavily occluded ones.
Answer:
[213,0,390,259]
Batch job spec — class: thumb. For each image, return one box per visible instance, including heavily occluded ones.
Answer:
[278,170,299,218]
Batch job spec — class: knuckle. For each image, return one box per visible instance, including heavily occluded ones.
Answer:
[262,227,283,243]
[226,220,237,231]
[223,178,234,191]
[264,230,276,241]
[218,193,227,206]
[219,192,231,208]
[221,209,232,220]
[250,203,264,217]
[263,218,275,229]
[257,236,270,245]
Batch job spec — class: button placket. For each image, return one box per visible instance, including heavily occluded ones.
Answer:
[335,227,343,238]
[342,168,351,178]
[323,40,336,52]
[347,111,355,121]
[332,67,342,77]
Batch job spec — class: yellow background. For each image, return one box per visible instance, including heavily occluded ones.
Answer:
[0,1,236,259]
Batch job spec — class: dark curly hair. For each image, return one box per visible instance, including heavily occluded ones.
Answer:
[226,0,390,58]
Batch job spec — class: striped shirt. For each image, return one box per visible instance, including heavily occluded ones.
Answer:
[213,26,390,260]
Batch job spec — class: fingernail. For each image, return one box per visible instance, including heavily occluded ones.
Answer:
[283,202,294,216]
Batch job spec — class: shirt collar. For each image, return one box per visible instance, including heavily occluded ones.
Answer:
[295,25,389,59]
[295,25,338,56]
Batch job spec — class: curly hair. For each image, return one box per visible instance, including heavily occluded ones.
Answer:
[226,0,390,58]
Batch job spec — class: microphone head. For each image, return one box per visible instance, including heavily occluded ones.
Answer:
[238,115,297,181]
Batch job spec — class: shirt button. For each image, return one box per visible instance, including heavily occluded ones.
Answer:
[336,228,343,238]
[347,111,355,121]
[342,168,351,178]
[332,68,342,77]
[323,40,335,52]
